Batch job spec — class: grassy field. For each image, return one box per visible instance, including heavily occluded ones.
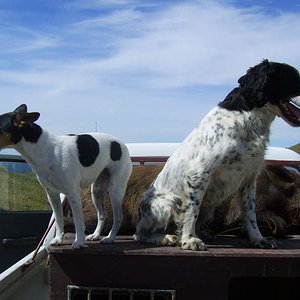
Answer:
[0,167,50,211]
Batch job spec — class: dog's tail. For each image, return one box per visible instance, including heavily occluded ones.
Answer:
[134,185,181,241]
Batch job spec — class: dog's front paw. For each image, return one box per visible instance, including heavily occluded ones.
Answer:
[181,237,207,251]
[250,237,277,249]
[86,233,101,241]
[50,236,64,246]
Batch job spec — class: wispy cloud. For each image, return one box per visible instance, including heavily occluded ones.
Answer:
[3,2,300,88]
[74,9,143,27]
[70,0,159,10]
[85,1,300,88]
[0,26,59,55]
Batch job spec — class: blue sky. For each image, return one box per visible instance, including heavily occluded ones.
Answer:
[1,0,300,148]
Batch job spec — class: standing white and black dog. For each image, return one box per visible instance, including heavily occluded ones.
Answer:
[135,60,300,250]
[0,104,132,249]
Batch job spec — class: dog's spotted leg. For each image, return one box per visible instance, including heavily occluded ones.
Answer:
[178,168,210,251]
[241,177,277,249]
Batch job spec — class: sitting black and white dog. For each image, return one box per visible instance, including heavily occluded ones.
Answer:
[134,59,300,250]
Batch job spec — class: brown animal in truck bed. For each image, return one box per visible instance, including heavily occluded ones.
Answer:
[63,164,300,238]
[222,164,300,237]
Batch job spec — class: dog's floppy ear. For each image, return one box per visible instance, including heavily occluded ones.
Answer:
[238,59,275,108]
[14,111,40,128]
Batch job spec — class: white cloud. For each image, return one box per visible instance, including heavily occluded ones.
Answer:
[0,26,60,54]
[2,1,300,90]
[1,1,300,145]
[59,1,300,90]
[74,9,143,27]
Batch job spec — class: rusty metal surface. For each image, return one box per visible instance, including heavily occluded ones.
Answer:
[49,234,300,300]
[49,234,300,258]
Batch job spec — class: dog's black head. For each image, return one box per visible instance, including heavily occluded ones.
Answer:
[0,104,41,149]
[219,59,300,126]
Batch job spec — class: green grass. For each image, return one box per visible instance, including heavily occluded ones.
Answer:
[289,143,300,154]
[0,167,50,211]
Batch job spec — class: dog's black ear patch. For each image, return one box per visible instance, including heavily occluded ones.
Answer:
[19,124,42,143]
[219,60,276,111]
[77,134,100,167]
[0,112,42,144]
[110,141,122,161]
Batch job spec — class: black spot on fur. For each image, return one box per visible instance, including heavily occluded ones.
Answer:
[110,141,122,161]
[19,124,42,143]
[248,201,253,211]
[189,193,195,201]
[250,219,257,230]
[77,134,100,167]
